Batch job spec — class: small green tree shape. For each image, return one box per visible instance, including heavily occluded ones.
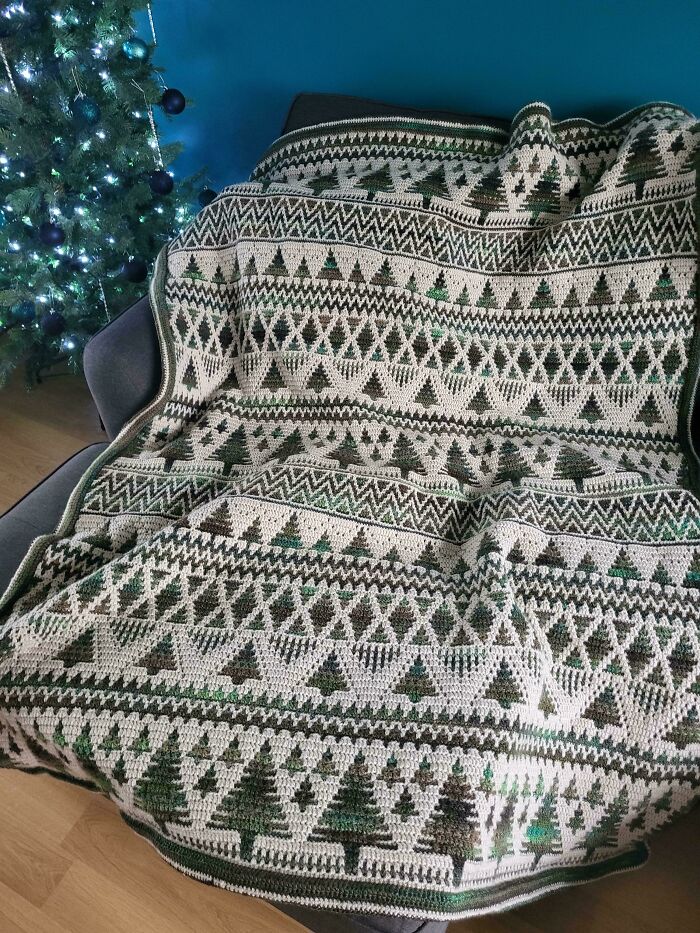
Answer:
[188,732,212,761]
[468,167,507,222]
[408,164,450,207]
[587,272,614,310]
[310,752,395,873]
[553,445,603,491]
[577,786,629,859]
[357,164,394,200]
[493,439,534,486]
[261,359,286,392]
[133,730,191,830]
[476,280,498,309]
[213,426,251,476]
[683,549,700,588]
[387,432,423,478]
[195,764,218,797]
[308,167,340,196]
[524,158,561,220]
[294,774,316,812]
[99,724,122,756]
[329,429,364,467]
[578,393,604,423]
[479,762,495,794]
[444,439,479,486]
[416,761,481,885]
[207,740,290,860]
[306,363,332,393]
[393,786,418,821]
[220,641,261,684]
[664,707,699,749]
[219,737,242,767]
[55,627,95,667]
[618,126,664,198]
[264,247,289,277]
[314,748,338,779]
[137,634,177,677]
[490,789,517,865]
[211,264,227,285]
[414,378,438,408]
[380,754,402,786]
[370,257,397,287]
[270,513,303,549]
[129,726,151,758]
[522,779,562,866]
[484,659,523,709]
[635,394,662,427]
[426,271,449,301]
[183,254,205,281]
[529,279,556,309]
[394,655,437,703]
[306,652,349,696]
[649,265,679,303]
[318,249,343,280]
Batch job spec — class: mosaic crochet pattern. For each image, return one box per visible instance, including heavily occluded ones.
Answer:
[1,102,699,920]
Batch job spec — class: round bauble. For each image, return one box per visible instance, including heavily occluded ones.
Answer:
[71,95,101,125]
[121,258,148,282]
[198,187,217,208]
[38,221,66,247]
[40,311,66,337]
[122,37,149,61]
[149,169,174,195]
[161,88,186,115]
[10,300,36,324]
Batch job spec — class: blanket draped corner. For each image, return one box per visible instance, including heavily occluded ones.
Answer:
[1,100,700,920]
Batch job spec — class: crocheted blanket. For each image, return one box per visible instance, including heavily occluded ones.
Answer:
[1,101,699,921]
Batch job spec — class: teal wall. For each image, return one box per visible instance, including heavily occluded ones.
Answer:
[144,0,699,191]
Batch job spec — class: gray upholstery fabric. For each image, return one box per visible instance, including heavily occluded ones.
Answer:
[83,295,161,440]
[0,443,108,594]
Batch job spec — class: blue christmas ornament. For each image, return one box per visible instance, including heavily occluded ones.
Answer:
[40,311,66,337]
[10,300,36,324]
[71,96,101,125]
[122,37,149,61]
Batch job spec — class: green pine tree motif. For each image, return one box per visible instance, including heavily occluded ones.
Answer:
[54,627,95,667]
[484,659,523,709]
[370,257,397,287]
[664,707,699,749]
[284,744,305,772]
[214,425,251,476]
[476,280,498,309]
[393,786,418,821]
[306,652,348,696]
[208,740,290,860]
[578,787,629,859]
[195,764,218,797]
[271,513,303,549]
[568,804,585,832]
[129,726,151,758]
[314,748,338,779]
[137,634,177,676]
[636,394,662,427]
[294,257,312,279]
[415,378,438,408]
[211,264,227,285]
[387,433,423,478]
[310,752,396,873]
[578,393,604,423]
[133,731,191,830]
[649,265,679,303]
[294,774,316,812]
[307,167,340,196]
[683,550,700,588]
[524,158,561,220]
[493,439,534,486]
[394,655,436,703]
[618,126,665,197]
[553,445,603,491]
[188,732,212,762]
[426,271,449,301]
[445,439,479,486]
[408,164,450,207]
[522,779,562,866]
[330,430,364,467]
[583,686,623,729]
[490,788,517,865]
[587,272,614,310]
[468,166,507,222]
[112,755,127,786]
[529,279,556,309]
[162,431,195,472]
[219,737,243,768]
[220,641,261,685]
[98,724,122,757]
[357,164,394,200]
[361,372,385,400]
[416,761,481,885]
[183,254,205,281]
[608,548,641,580]
[264,247,289,277]
[306,363,332,393]
[380,754,402,786]
[318,249,343,280]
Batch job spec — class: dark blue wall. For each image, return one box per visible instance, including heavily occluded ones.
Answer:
[144,0,699,191]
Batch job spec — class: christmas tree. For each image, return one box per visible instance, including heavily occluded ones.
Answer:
[133,729,191,829]
[0,2,198,385]
[522,779,562,866]
[310,752,395,874]
[416,760,481,885]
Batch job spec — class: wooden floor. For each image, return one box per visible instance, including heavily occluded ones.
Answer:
[0,372,698,933]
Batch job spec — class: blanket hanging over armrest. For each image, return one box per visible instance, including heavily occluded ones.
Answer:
[1,101,699,921]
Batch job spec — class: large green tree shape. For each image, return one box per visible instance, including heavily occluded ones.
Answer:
[213,426,251,475]
[407,165,450,208]
[490,788,517,865]
[207,740,290,861]
[416,761,481,886]
[468,167,507,223]
[552,444,603,491]
[493,439,535,486]
[133,730,191,830]
[618,126,665,198]
[310,752,395,874]
[357,164,394,201]
[577,786,629,859]
[522,779,562,866]
[524,158,561,220]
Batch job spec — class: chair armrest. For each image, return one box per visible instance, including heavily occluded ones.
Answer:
[83,295,162,440]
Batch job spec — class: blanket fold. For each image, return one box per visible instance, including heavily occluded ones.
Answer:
[1,100,699,920]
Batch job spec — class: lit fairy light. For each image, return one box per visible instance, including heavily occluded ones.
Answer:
[18,64,33,81]
[96,130,106,139]
[0,155,8,165]
[104,173,117,184]
[8,241,20,251]
[75,206,86,215]
[37,295,49,303]
[106,236,115,244]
